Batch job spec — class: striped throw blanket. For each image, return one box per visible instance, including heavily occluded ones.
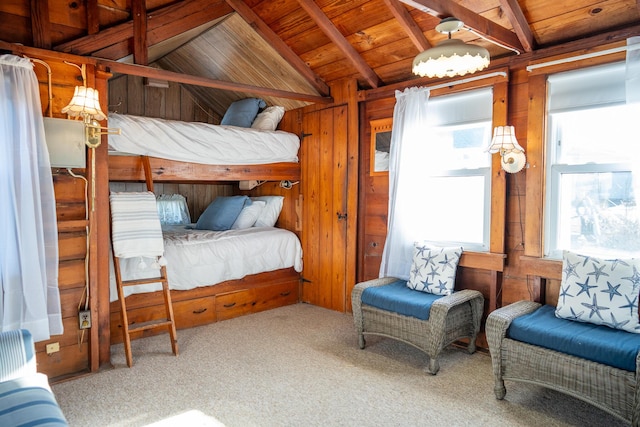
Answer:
[110,191,164,259]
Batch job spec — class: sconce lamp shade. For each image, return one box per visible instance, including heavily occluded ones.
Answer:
[61,86,106,121]
[412,39,490,78]
[486,125,524,154]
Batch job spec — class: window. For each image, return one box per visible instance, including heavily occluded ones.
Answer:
[412,89,493,250]
[545,62,640,258]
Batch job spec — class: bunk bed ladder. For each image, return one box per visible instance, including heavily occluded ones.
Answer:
[110,156,178,367]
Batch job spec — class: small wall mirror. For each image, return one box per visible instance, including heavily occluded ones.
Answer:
[370,118,392,175]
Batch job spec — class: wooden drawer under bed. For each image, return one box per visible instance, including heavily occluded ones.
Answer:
[110,268,300,344]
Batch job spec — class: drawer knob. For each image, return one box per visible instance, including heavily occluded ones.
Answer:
[192,308,207,314]
[223,302,236,308]
[280,291,291,296]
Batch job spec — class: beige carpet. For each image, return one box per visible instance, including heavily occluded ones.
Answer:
[52,303,627,427]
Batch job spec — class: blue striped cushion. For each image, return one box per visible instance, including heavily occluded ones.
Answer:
[0,374,68,426]
[361,280,442,320]
[0,330,35,382]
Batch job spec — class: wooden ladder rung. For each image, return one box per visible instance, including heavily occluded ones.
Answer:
[122,277,163,287]
[127,319,174,334]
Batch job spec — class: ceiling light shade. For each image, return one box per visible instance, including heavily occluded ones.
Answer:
[486,125,524,154]
[412,17,490,78]
[413,39,490,78]
[61,86,106,121]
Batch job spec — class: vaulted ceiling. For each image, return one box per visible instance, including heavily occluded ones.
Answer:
[2,0,640,116]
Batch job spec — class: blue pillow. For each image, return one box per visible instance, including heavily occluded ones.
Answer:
[195,196,250,231]
[220,98,266,127]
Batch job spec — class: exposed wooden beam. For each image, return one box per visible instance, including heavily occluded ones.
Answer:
[54,0,232,57]
[0,38,332,105]
[30,0,51,49]
[103,59,333,104]
[400,0,524,53]
[498,0,534,52]
[132,0,148,65]
[225,0,330,96]
[383,0,431,52]
[296,0,383,89]
[86,0,100,35]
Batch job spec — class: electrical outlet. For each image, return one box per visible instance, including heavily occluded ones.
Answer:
[46,342,60,355]
[79,310,91,329]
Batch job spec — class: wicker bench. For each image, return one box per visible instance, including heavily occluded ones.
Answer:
[351,277,484,374]
[487,300,640,426]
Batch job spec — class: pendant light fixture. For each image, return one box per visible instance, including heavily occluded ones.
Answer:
[412,17,490,78]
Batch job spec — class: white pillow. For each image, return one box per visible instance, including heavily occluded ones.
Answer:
[251,195,284,227]
[231,200,266,229]
[406,243,463,296]
[555,250,640,333]
[251,106,285,131]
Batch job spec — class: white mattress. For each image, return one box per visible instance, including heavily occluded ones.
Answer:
[107,113,300,164]
[109,225,303,301]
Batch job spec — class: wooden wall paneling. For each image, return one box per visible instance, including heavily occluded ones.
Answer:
[108,75,127,114]
[357,96,393,284]
[490,79,508,255]
[356,104,368,284]
[300,106,321,305]
[94,67,112,370]
[344,78,360,312]
[165,82,182,120]
[523,73,547,258]
[126,75,145,116]
[319,107,337,309]
[180,87,196,121]
[145,85,166,118]
[333,104,349,311]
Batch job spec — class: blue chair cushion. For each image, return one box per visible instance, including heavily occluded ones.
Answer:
[361,279,443,320]
[507,304,640,372]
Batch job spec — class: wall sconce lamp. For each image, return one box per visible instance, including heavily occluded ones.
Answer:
[61,62,120,148]
[61,62,121,211]
[279,180,299,189]
[486,126,527,173]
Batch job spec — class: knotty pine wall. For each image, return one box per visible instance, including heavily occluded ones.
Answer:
[357,72,530,316]
[356,43,629,317]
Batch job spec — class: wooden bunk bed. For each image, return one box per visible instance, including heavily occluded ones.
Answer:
[107,113,303,344]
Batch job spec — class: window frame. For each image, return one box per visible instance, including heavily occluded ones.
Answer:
[523,48,631,270]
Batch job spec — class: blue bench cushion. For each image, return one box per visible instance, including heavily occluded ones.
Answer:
[361,280,443,320]
[507,304,640,372]
[0,374,68,426]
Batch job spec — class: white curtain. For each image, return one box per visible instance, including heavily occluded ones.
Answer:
[627,37,640,243]
[379,86,431,280]
[0,54,63,342]
[626,36,640,104]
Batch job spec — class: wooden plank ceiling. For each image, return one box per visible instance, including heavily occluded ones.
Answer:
[1,0,640,116]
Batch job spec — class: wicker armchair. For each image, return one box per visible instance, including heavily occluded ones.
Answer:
[351,277,484,375]
[486,301,640,426]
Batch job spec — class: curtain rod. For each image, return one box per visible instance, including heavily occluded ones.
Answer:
[425,71,508,92]
[526,42,640,72]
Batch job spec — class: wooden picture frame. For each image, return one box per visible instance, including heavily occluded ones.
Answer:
[370,118,392,176]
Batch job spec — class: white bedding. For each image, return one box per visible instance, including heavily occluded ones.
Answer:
[108,113,300,165]
[109,225,303,301]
